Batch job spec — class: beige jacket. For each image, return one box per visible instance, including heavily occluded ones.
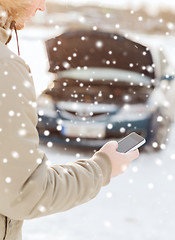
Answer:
[0,9,112,240]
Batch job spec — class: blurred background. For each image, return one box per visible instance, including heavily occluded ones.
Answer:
[8,0,175,239]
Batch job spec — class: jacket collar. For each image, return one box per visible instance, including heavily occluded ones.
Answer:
[0,6,13,45]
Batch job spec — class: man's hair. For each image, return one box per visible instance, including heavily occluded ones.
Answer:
[0,0,30,20]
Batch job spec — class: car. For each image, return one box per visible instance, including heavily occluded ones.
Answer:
[36,30,174,151]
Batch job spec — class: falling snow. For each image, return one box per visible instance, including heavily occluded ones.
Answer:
[5,177,11,183]
[3,0,175,239]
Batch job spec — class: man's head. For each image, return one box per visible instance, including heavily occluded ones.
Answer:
[0,0,46,30]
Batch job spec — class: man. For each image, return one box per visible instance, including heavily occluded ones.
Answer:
[0,0,139,239]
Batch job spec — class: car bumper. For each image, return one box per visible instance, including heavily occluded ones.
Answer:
[37,115,152,149]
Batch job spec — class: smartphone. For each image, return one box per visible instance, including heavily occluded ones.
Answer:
[117,132,146,153]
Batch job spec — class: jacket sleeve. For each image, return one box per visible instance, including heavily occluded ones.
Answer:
[0,58,112,220]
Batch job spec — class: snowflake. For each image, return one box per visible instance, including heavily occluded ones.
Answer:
[106,192,112,198]
[152,142,158,148]
[45,160,51,166]
[121,164,127,172]
[79,16,85,23]
[5,177,12,183]
[93,26,98,31]
[104,221,111,228]
[155,159,163,166]
[24,80,31,88]
[36,158,42,164]
[115,24,120,29]
[76,153,80,158]
[12,151,19,159]
[38,205,46,213]
[120,127,126,133]
[38,110,44,116]
[62,61,70,69]
[8,110,15,117]
[124,95,130,101]
[138,16,143,22]
[29,149,34,154]
[18,129,27,136]
[160,144,166,150]
[3,158,8,163]
[81,36,86,41]
[170,154,175,160]
[44,130,50,136]
[57,40,61,45]
[107,123,113,129]
[128,179,134,184]
[47,142,53,148]
[132,166,138,173]
[54,25,59,30]
[95,41,103,48]
[167,175,173,181]
[157,116,163,122]
[148,183,154,189]
[56,125,62,131]
[167,22,174,30]
[67,56,72,61]
[105,13,110,18]
[97,133,103,138]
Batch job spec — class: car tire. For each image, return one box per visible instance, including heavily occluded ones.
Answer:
[144,107,171,151]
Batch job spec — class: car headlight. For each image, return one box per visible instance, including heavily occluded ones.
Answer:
[37,94,57,118]
[111,104,154,122]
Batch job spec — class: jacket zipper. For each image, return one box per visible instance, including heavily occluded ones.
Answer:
[3,217,8,240]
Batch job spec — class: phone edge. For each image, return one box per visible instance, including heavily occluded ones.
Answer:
[126,139,146,153]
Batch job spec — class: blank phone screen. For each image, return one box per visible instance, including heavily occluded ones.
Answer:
[117,137,140,153]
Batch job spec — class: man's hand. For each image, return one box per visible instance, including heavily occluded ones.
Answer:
[99,141,139,178]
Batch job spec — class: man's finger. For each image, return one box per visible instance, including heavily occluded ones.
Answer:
[125,149,139,162]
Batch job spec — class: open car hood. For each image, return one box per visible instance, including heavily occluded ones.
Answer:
[45,30,155,79]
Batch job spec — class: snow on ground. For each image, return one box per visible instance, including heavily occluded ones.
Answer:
[22,123,175,240]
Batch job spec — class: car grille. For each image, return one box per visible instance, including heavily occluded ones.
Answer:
[65,110,108,118]
[37,124,146,141]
